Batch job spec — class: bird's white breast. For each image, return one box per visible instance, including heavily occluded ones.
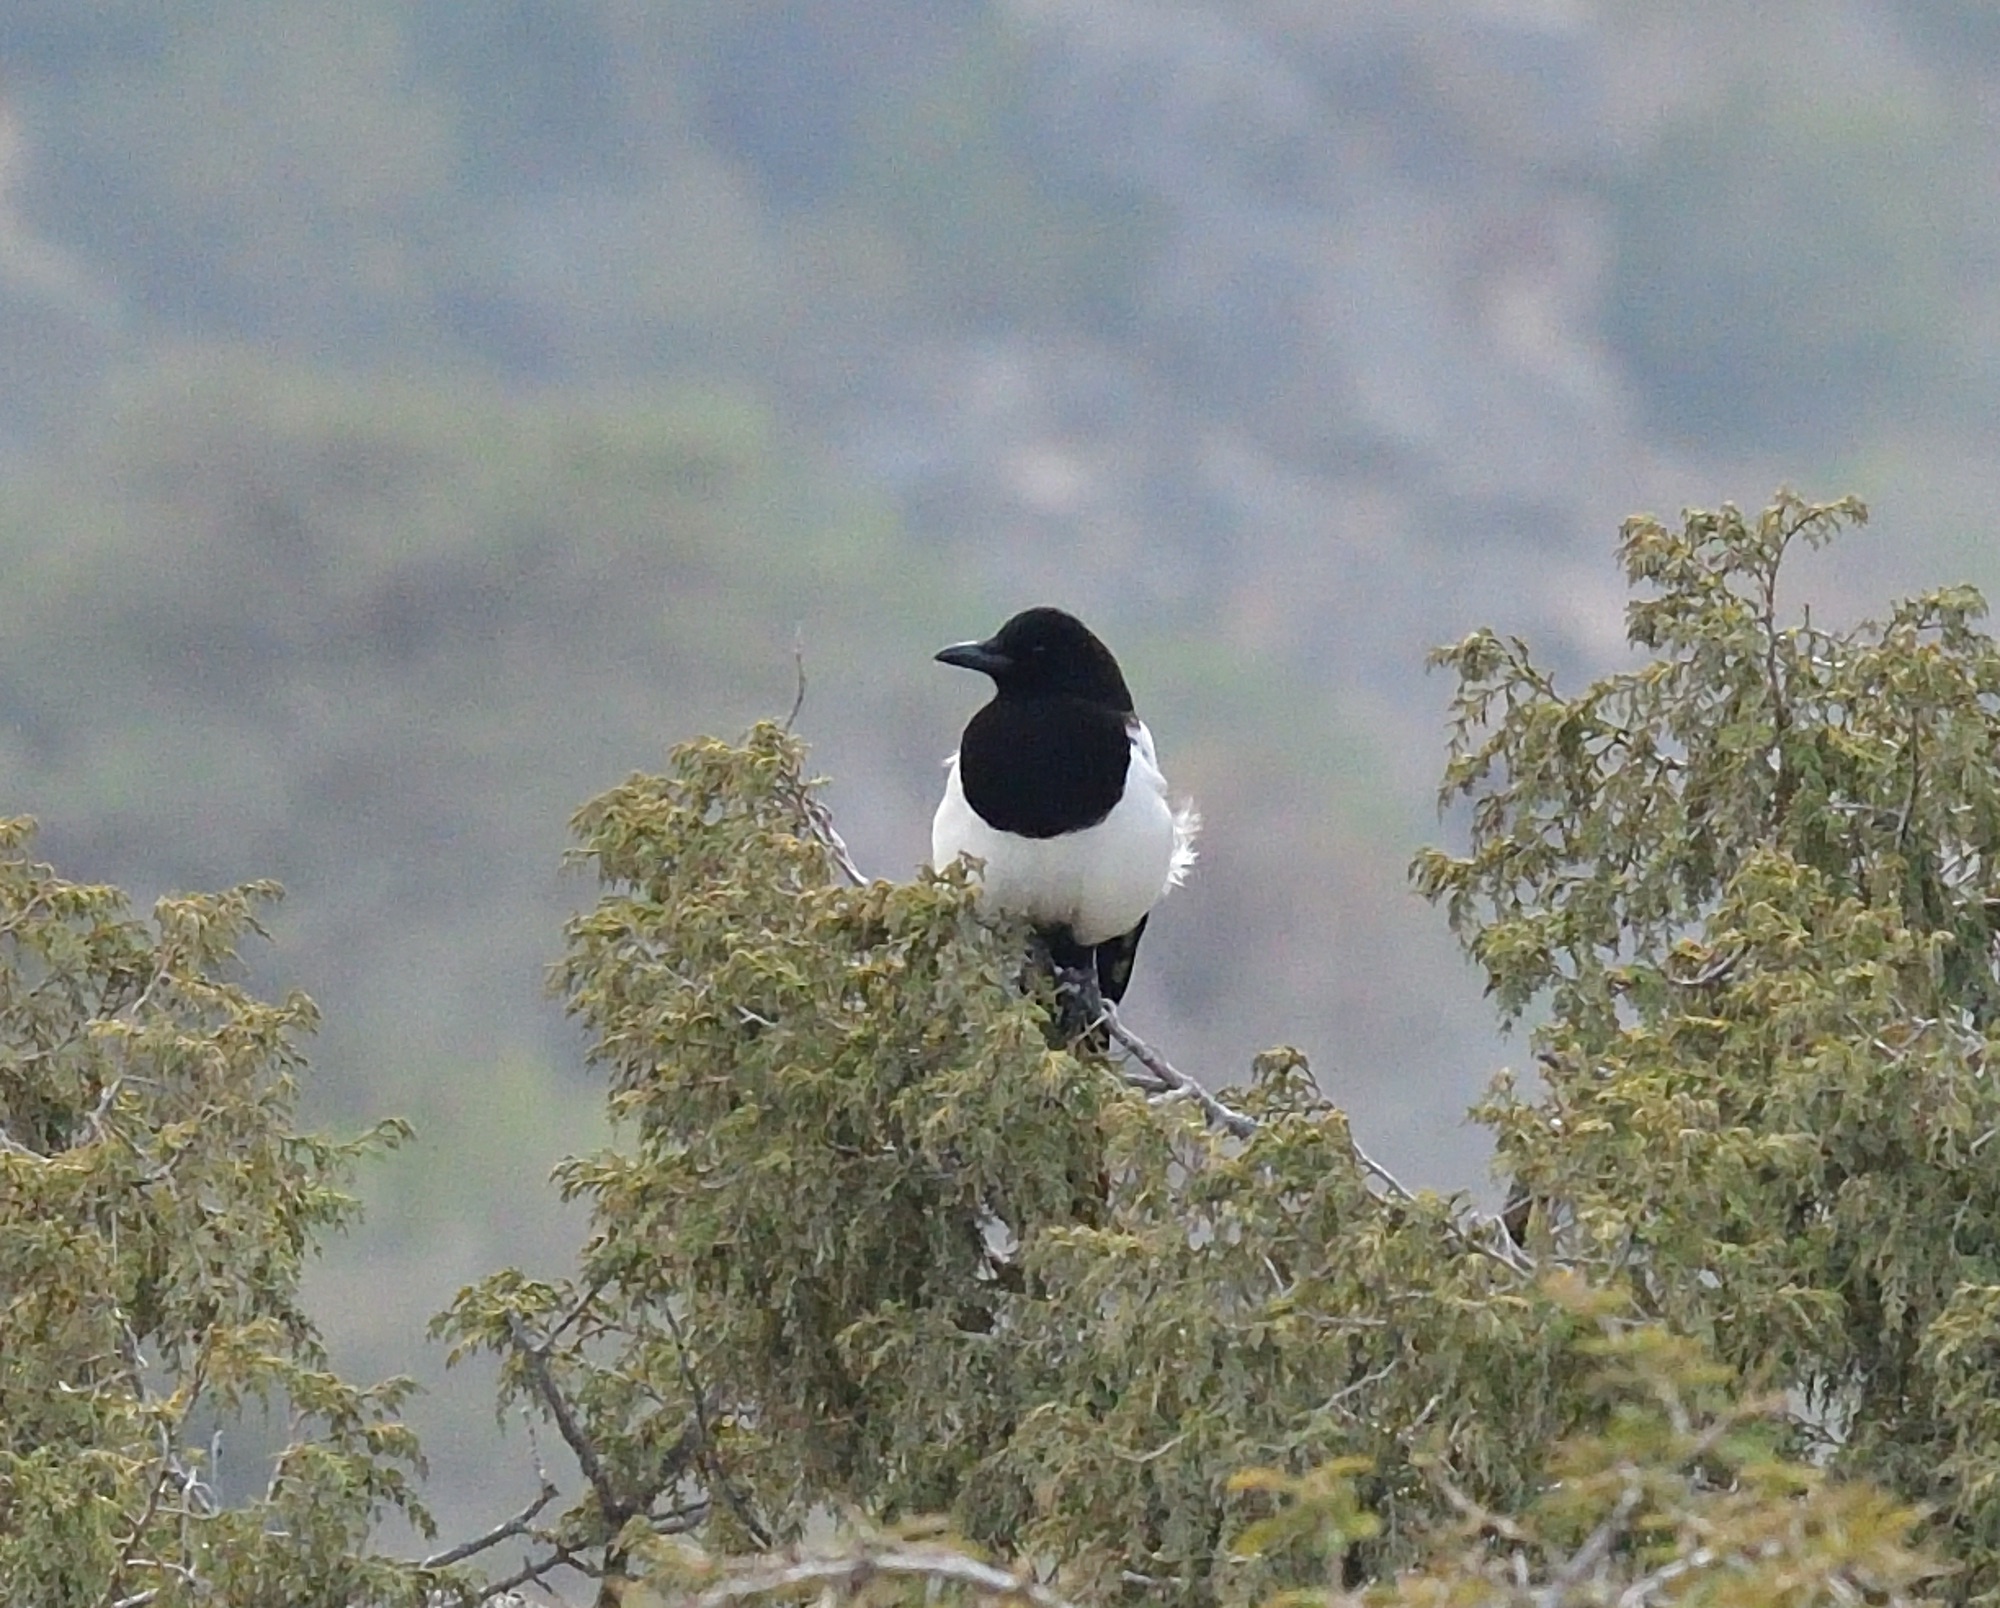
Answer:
[931,720,1196,946]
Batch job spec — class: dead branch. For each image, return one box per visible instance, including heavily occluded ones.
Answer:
[1100,1001,1258,1140]
[685,1544,1082,1608]
[421,1479,559,1570]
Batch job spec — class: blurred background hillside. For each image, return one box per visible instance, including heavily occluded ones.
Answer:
[7,0,2000,1543]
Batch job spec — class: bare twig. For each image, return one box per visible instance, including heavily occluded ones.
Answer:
[1665,946,1740,989]
[100,1342,212,1608]
[1427,1462,1527,1543]
[793,784,868,888]
[506,1314,631,1526]
[421,1479,560,1570]
[1615,1546,1715,1608]
[687,1546,1082,1608]
[544,1279,607,1346]
[1894,705,1921,854]
[106,1445,181,1608]
[1101,1002,1258,1139]
[116,950,178,1023]
[1350,1133,1533,1276]
[478,1539,595,1600]
[1319,1358,1398,1418]
[784,630,807,734]
[771,674,866,886]
[1347,1133,1417,1203]
[1109,1431,1189,1465]
[1104,995,1529,1277]
[652,1498,713,1533]
[1405,1390,1445,1438]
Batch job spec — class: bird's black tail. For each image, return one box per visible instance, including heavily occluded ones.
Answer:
[1092,914,1147,1005]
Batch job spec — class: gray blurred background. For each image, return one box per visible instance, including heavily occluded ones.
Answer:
[5,0,2000,1545]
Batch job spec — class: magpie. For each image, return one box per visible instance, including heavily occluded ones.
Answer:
[931,607,1197,1025]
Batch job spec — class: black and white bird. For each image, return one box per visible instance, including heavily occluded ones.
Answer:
[931,607,1197,1018]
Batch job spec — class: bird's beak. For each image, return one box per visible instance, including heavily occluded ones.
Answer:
[935,639,1012,676]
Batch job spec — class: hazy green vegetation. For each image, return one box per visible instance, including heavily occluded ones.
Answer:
[9,0,2000,1559]
[1605,84,1983,452]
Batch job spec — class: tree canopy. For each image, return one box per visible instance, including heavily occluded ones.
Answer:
[0,822,429,1605]
[9,492,1999,1606]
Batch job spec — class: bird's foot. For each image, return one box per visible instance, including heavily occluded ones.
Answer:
[1052,960,1110,1052]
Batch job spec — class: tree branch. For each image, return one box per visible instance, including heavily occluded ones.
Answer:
[1101,1002,1258,1139]
[1349,1132,1533,1276]
[1615,1546,1715,1608]
[477,1539,595,1601]
[784,631,808,734]
[506,1314,631,1527]
[687,1545,1082,1608]
[1536,1482,1641,1608]
[793,782,868,888]
[421,1478,559,1570]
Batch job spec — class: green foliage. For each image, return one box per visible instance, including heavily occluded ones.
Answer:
[0,820,437,1604]
[8,486,1977,1608]
[437,727,1117,1557]
[518,1304,1936,1608]
[1416,492,2000,1595]
[435,496,1982,1605]
[429,727,1586,1601]
[1241,1281,1936,1608]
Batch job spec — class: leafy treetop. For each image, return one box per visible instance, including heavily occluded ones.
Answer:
[10,490,1994,1608]
[1417,493,2000,1598]
[0,818,437,1606]
[443,489,1999,1607]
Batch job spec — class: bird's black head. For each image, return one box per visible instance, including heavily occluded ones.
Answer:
[935,607,1135,711]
